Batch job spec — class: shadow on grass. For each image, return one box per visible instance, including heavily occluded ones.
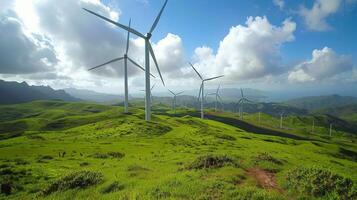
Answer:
[155,109,316,141]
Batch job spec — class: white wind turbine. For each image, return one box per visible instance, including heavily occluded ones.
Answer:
[83,0,168,121]
[238,88,253,120]
[87,19,153,114]
[280,111,285,129]
[189,62,224,119]
[206,84,223,112]
[168,89,184,114]
[140,83,156,103]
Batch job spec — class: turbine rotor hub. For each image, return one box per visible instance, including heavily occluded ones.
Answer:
[146,33,152,39]
[124,54,127,58]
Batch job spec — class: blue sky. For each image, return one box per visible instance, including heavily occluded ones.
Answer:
[0,0,356,96]
[104,0,357,63]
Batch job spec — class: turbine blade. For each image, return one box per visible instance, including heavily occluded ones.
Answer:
[176,91,184,95]
[189,62,203,80]
[125,19,131,54]
[218,95,223,102]
[127,56,156,78]
[204,75,224,81]
[88,57,124,71]
[245,98,254,103]
[151,83,156,91]
[148,43,165,86]
[149,0,168,34]
[240,88,244,98]
[83,8,145,38]
[168,89,175,95]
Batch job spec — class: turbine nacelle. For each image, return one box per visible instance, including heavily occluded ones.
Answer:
[146,33,152,39]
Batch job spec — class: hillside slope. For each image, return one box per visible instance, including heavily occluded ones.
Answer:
[285,95,357,110]
[0,101,356,199]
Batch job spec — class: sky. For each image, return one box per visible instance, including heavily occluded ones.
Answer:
[0,0,356,96]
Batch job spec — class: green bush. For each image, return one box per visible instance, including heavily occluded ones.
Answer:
[41,171,103,195]
[101,181,124,193]
[286,167,356,199]
[187,154,238,170]
[93,152,125,159]
[253,152,282,165]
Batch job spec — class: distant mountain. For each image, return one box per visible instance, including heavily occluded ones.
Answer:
[0,80,80,104]
[150,88,268,102]
[315,104,357,123]
[284,95,357,111]
[64,88,124,104]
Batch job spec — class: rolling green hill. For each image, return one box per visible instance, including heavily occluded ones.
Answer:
[285,95,357,111]
[315,104,357,123]
[0,101,356,199]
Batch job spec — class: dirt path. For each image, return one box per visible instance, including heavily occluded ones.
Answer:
[246,168,279,190]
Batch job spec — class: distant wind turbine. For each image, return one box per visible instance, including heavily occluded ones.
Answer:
[189,62,224,119]
[87,19,154,114]
[280,111,285,129]
[205,84,223,112]
[238,88,253,120]
[83,0,168,121]
[140,83,156,103]
[168,89,184,114]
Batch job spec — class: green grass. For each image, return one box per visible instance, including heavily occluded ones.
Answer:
[0,100,356,199]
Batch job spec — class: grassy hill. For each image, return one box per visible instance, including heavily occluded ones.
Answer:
[315,104,357,123]
[0,101,356,199]
[285,95,357,111]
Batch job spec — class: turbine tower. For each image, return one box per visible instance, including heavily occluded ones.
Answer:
[280,111,285,129]
[83,0,168,121]
[206,85,223,112]
[238,89,253,120]
[168,89,184,114]
[189,62,224,119]
[87,19,152,114]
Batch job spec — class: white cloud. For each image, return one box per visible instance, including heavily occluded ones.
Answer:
[193,16,296,81]
[288,47,353,83]
[299,0,341,31]
[0,11,57,74]
[273,0,285,10]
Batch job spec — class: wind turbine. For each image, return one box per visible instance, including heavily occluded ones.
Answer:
[205,85,223,112]
[87,19,153,114]
[189,62,224,119]
[237,89,253,120]
[83,0,168,121]
[280,111,285,129]
[140,83,156,103]
[168,89,184,114]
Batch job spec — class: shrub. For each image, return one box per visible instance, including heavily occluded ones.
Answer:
[93,152,125,159]
[215,134,236,141]
[101,181,124,193]
[253,153,283,165]
[187,154,238,170]
[107,152,125,159]
[41,171,103,195]
[0,182,12,195]
[285,167,356,199]
[79,162,89,167]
